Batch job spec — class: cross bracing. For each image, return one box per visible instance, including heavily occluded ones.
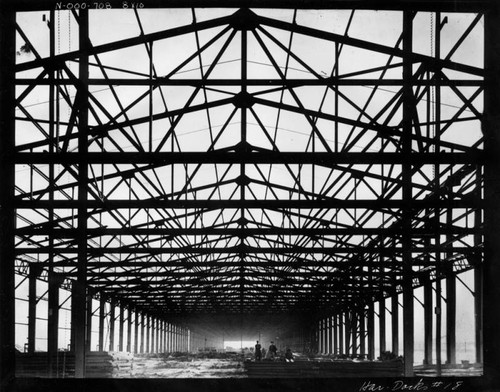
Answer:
[12,5,484,320]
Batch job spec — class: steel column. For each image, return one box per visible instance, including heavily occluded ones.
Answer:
[351,311,357,356]
[74,8,90,378]
[328,316,333,354]
[27,265,41,354]
[338,313,344,355]
[446,205,457,364]
[423,275,433,365]
[127,308,132,353]
[166,323,170,353]
[109,298,115,352]
[360,308,366,357]
[367,303,375,360]
[474,168,484,365]
[134,309,140,354]
[140,313,145,353]
[165,321,170,353]
[319,320,323,353]
[345,311,351,356]
[475,263,483,364]
[0,4,17,386]
[98,295,106,351]
[391,293,399,355]
[159,320,163,353]
[119,305,125,352]
[333,314,338,355]
[434,10,443,377]
[47,272,61,375]
[446,273,457,364]
[85,292,93,352]
[484,1,500,377]
[402,10,415,376]
[149,317,154,353]
[154,318,158,353]
[146,315,150,353]
[379,298,386,355]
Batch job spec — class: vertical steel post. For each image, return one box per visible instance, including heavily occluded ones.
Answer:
[164,322,167,353]
[367,303,375,360]
[109,299,115,352]
[0,3,17,386]
[423,274,433,365]
[328,316,333,354]
[345,311,351,356]
[333,314,338,355]
[85,292,93,353]
[391,293,399,355]
[146,315,150,353]
[379,298,386,355]
[47,273,61,376]
[338,313,344,355]
[474,168,483,365]
[98,295,106,351]
[319,319,323,353]
[167,323,171,353]
[47,5,57,374]
[446,206,456,364]
[119,305,124,352]
[127,308,132,353]
[157,319,161,353]
[28,265,41,354]
[351,311,357,356]
[484,1,500,376]
[134,309,140,354]
[159,320,163,353]
[152,318,157,353]
[140,313,145,353]
[73,8,89,378]
[434,10,443,377]
[402,10,415,376]
[360,308,366,357]
[474,262,483,364]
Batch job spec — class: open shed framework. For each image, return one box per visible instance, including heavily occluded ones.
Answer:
[1,0,500,382]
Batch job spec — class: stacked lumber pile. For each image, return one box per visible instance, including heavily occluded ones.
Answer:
[244,359,404,378]
[86,352,134,378]
[16,352,74,378]
[15,351,134,378]
[414,363,483,377]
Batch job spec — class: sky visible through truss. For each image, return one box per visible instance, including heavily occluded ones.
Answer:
[12,7,483,364]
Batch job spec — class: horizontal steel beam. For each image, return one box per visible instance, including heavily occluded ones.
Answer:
[14,151,485,165]
[82,272,395,279]
[14,198,482,209]
[15,78,483,86]
[18,259,448,268]
[15,227,481,236]
[15,245,479,254]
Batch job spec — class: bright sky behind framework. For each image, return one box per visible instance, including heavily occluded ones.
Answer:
[13,7,482,363]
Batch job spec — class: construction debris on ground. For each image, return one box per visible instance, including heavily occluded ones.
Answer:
[15,350,483,378]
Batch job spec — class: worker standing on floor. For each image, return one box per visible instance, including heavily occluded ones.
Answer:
[268,341,277,360]
[255,340,262,361]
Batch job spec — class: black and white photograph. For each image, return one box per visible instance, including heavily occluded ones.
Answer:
[1,1,499,391]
